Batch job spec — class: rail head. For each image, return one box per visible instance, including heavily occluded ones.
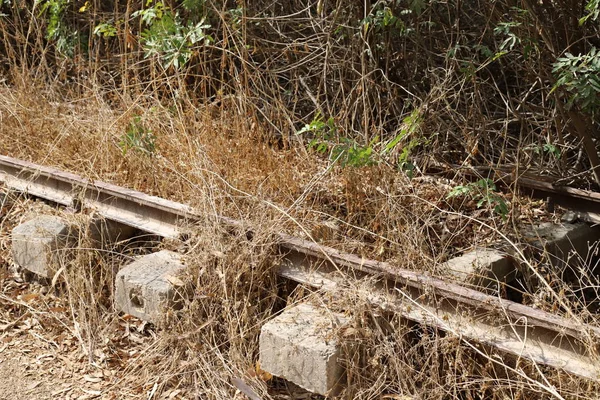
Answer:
[0,155,194,237]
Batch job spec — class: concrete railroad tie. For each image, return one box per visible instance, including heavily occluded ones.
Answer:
[259,303,350,397]
[115,250,188,323]
[12,215,72,279]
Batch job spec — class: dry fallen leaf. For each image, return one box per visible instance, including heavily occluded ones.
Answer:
[83,374,103,383]
[18,293,40,302]
[255,361,272,382]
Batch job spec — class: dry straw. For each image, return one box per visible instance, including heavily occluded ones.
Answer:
[1,1,600,398]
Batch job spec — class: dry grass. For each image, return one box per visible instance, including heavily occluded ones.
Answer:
[1,151,600,400]
[2,75,600,398]
[0,2,600,396]
[0,76,513,266]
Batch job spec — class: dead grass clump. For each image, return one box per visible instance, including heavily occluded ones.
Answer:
[0,78,515,270]
[108,219,282,398]
[332,291,600,400]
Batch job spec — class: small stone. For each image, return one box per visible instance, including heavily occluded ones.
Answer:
[561,211,579,224]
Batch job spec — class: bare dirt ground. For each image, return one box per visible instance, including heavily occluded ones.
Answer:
[0,278,139,400]
[0,275,197,400]
[0,276,315,400]
[0,201,189,399]
[0,344,82,400]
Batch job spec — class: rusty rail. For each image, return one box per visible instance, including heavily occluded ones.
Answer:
[440,163,600,223]
[1,154,599,380]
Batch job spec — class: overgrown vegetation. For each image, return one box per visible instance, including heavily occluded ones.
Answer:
[1,0,600,398]
[1,0,598,186]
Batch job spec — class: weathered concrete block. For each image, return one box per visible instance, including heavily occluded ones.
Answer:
[522,222,600,267]
[115,250,187,322]
[445,248,514,287]
[11,216,72,278]
[259,303,349,397]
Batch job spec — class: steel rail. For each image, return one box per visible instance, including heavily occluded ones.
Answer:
[1,154,599,380]
[516,176,600,223]
[439,163,600,223]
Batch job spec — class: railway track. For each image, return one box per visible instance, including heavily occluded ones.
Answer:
[1,154,600,381]
[442,163,600,223]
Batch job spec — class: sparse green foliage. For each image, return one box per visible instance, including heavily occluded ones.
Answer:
[132,1,212,70]
[332,136,378,167]
[447,179,509,218]
[493,21,522,51]
[360,0,423,37]
[580,0,600,25]
[300,114,377,167]
[37,0,77,56]
[227,6,243,29]
[543,143,561,159]
[362,6,408,35]
[37,0,67,40]
[300,114,336,153]
[552,48,600,114]
[139,13,212,70]
[493,8,539,60]
[384,109,424,175]
[525,143,561,159]
[119,116,156,155]
[132,1,165,25]
[93,22,117,38]
[301,107,426,169]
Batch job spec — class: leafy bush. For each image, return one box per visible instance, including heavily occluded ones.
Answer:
[552,47,600,115]
[38,0,77,56]
[134,1,212,70]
